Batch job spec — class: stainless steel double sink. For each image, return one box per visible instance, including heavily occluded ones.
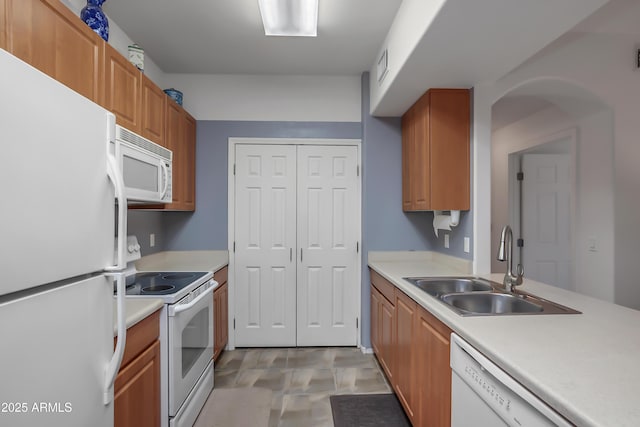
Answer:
[403,277,580,316]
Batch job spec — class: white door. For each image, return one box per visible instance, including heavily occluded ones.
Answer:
[297,146,359,346]
[234,143,360,347]
[521,154,571,289]
[234,145,297,346]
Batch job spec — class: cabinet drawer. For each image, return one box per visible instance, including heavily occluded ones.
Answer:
[370,269,395,304]
[115,309,160,368]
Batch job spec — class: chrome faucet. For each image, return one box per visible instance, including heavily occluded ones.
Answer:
[497,225,524,292]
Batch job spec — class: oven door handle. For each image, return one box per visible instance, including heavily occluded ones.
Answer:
[169,282,216,316]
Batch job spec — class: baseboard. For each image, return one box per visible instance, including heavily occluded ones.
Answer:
[359,345,374,354]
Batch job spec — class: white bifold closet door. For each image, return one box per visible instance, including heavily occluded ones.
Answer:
[235,145,298,347]
[234,144,359,347]
[296,146,359,346]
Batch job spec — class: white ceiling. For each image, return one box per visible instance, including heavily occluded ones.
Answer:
[491,0,636,130]
[104,0,635,117]
[103,0,402,75]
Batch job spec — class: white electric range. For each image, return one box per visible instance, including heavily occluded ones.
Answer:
[121,237,216,427]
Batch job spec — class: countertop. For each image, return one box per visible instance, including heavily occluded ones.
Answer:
[113,298,163,336]
[113,250,229,334]
[368,251,640,427]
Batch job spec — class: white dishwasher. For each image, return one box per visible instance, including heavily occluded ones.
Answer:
[450,334,572,427]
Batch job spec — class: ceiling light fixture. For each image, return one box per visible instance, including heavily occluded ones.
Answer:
[258,0,318,37]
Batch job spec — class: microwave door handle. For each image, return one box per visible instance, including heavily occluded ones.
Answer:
[105,154,127,271]
[103,273,127,404]
[160,161,169,200]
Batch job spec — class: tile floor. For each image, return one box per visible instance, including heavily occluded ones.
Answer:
[214,347,393,427]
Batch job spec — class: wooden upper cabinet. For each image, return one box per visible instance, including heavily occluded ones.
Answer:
[402,88,470,211]
[164,100,196,211]
[103,42,141,132]
[7,0,104,104]
[182,112,196,210]
[141,75,167,147]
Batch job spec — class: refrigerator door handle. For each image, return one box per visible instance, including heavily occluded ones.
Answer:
[104,273,127,405]
[105,153,127,271]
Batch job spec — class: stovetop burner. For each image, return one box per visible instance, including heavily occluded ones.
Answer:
[124,271,210,297]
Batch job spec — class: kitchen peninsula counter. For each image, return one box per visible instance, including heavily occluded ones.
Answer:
[368,251,640,427]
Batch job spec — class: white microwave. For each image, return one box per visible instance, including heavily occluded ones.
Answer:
[112,126,172,204]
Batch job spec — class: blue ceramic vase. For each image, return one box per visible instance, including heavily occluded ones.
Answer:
[81,0,109,42]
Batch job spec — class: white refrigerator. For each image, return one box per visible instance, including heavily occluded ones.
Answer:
[0,49,128,426]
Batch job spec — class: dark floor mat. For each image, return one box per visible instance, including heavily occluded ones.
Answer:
[330,393,411,427]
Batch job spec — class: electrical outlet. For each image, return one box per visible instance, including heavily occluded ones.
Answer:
[444,234,450,249]
[464,237,470,253]
[150,233,155,248]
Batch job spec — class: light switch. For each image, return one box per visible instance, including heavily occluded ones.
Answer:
[444,234,450,249]
[588,237,597,252]
[464,237,470,253]
[150,233,155,248]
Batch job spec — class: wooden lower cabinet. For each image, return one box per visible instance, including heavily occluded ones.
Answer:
[213,266,229,361]
[114,310,161,427]
[395,289,418,423]
[370,286,395,382]
[0,0,6,50]
[415,307,452,427]
[369,268,452,427]
[114,340,160,427]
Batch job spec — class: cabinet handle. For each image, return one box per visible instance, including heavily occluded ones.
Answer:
[300,248,303,262]
[290,248,292,262]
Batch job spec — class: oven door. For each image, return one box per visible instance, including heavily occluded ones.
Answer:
[167,282,215,416]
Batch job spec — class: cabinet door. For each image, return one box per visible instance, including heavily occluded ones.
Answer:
[182,112,196,210]
[394,290,416,422]
[401,107,414,211]
[164,100,195,211]
[412,95,430,210]
[164,100,184,209]
[214,281,228,361]
[379,294,395,383]
[141,75,166,147]
[370,288,381,356]
[219,282,228,356]
[429,89,470,210]
[416,306,452,427]
[8,0,104,104]
[114,340,160,427]
[103,43,141,132]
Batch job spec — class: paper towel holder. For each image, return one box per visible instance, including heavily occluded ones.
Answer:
[433,210,460,237]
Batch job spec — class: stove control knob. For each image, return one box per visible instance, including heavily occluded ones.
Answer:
[128,244,135,253]
[135,244,141,251]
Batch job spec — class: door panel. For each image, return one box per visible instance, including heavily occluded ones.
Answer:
[297,146,359,346]
[235,145,297,346]
[522,154,571,289]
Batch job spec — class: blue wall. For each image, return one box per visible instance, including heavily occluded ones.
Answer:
[163,121,362,250]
